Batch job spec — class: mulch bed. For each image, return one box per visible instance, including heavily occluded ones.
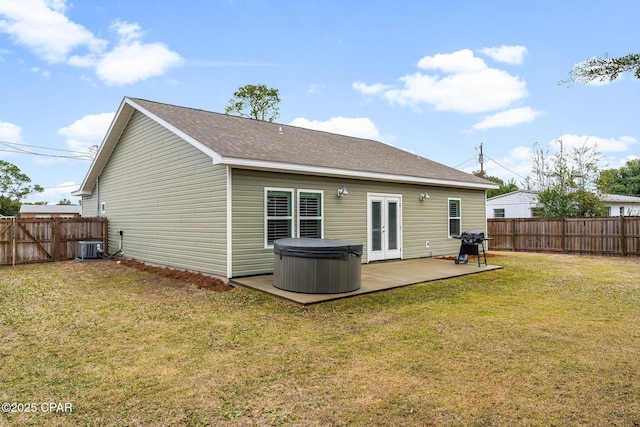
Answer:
[114,258,233,292]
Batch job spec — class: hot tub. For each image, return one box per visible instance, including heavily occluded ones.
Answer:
[273,238,362,294]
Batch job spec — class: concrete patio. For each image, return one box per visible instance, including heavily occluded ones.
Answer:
[230,257,502,305]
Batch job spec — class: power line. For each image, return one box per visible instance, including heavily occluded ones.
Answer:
[484,155,527,180]
[38,183,81,190]
[0,140,94,160]
[453,156,477,169]
[0,140,92,155]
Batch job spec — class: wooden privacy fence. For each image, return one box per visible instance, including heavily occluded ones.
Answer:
[0,217,108,266]
[488,216,640,257]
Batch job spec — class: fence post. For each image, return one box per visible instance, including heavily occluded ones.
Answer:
[561,218,566,253]
[511,218,517,251]
[52,218,60,262]
[11,217,16,267]
[102,218,109,255]
[620,215,627,257]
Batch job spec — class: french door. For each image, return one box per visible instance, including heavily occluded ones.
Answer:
[367,194,402,261]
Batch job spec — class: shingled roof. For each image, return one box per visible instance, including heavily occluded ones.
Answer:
[75,97,495,195]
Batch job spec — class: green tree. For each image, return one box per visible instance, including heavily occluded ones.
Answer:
[57,198,72,205]
[523,140,607,217]
[224,84,281,122]
[0,160,43,216]
[596,159,640,196]
[473,172,518,198]
[561,53,640,86]
[0,196,21,217]
[537,187,607,217]
[1,160,43,199]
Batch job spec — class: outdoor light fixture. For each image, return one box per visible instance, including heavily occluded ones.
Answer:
[337,188,349,197]
[419,193,430,200]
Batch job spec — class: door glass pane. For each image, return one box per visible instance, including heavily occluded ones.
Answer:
[388,201,397,250]
[372,201,382,251]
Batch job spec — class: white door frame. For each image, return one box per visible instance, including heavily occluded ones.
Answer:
[367,193,402,262]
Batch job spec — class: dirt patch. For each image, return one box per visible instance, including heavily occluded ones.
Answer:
[114,259,233,292]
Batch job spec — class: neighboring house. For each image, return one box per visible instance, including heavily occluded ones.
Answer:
[72,97,497,279]
[486,190,539,219]
[487,190,640,218]
[19,204,82,219]
[599,194,640,216]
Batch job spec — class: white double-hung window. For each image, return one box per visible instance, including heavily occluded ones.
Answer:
[448,198,461,238]
[265,188,293,247]
[298,190,323,239]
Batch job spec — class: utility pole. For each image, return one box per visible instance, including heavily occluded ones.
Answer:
[478,143,485,177]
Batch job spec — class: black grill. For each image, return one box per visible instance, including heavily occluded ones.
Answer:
[455,231,490,267]
[461,231,485,244]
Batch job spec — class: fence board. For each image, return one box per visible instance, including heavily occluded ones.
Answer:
[0,217,108,266]
[488,216,640,257]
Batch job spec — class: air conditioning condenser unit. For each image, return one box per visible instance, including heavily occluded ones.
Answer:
[77,241,104,261]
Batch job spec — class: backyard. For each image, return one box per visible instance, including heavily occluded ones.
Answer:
[1,252,639,426]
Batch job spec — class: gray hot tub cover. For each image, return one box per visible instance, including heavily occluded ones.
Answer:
[274,238,363,259]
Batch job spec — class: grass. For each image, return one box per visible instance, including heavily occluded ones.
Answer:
[1,252,639,426]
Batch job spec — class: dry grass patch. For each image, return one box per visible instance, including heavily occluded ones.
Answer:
[1,253,639,426]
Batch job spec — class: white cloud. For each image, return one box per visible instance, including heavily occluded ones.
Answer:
[28,66,51,78]
[96,40,184,85]
[94,20,183,85]
[111,20,144,44]
[354,49,528,113]
[307,84,324,94]
[473,107,545,130]
[605,154,639,169]
[24,181,81,204]
[289,116,394,143]
[0,120,23,143]
[58,112,114,152]
[0,1,183,85]
[478,45,527,65]
[352,81,394,95]
[289,116,380,139]
[417,49,487,73]
[549,134,637,153]
[0,0,105,63]
[475,145,534,185]
[482,134,639,186]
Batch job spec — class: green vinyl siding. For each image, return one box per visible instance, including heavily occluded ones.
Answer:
[81,193,98,217]
[84,111,228,277]
[231,169,487,277]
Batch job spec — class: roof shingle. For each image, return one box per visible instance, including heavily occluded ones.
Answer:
[130,97,492,187]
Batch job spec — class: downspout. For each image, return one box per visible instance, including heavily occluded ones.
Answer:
[96,176,100,217]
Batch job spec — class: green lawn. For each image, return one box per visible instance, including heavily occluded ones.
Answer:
[1,253,639,426]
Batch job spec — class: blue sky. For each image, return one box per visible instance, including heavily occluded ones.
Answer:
[1,0,639,203]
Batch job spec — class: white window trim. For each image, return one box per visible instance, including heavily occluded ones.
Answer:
[297,189,324,239]
[448,198,461,238]
[100,201,107,215]
[264,187,294,248]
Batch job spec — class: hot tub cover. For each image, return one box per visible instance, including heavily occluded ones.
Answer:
[274,238,363,259]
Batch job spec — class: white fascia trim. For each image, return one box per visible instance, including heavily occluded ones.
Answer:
[220,157,498,190]
[75,98,133,193]
[126,98,223,164]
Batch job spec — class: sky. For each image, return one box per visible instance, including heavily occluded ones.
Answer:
[1,0,639,204]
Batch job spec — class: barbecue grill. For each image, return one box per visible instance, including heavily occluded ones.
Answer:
[454,231,491,267]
